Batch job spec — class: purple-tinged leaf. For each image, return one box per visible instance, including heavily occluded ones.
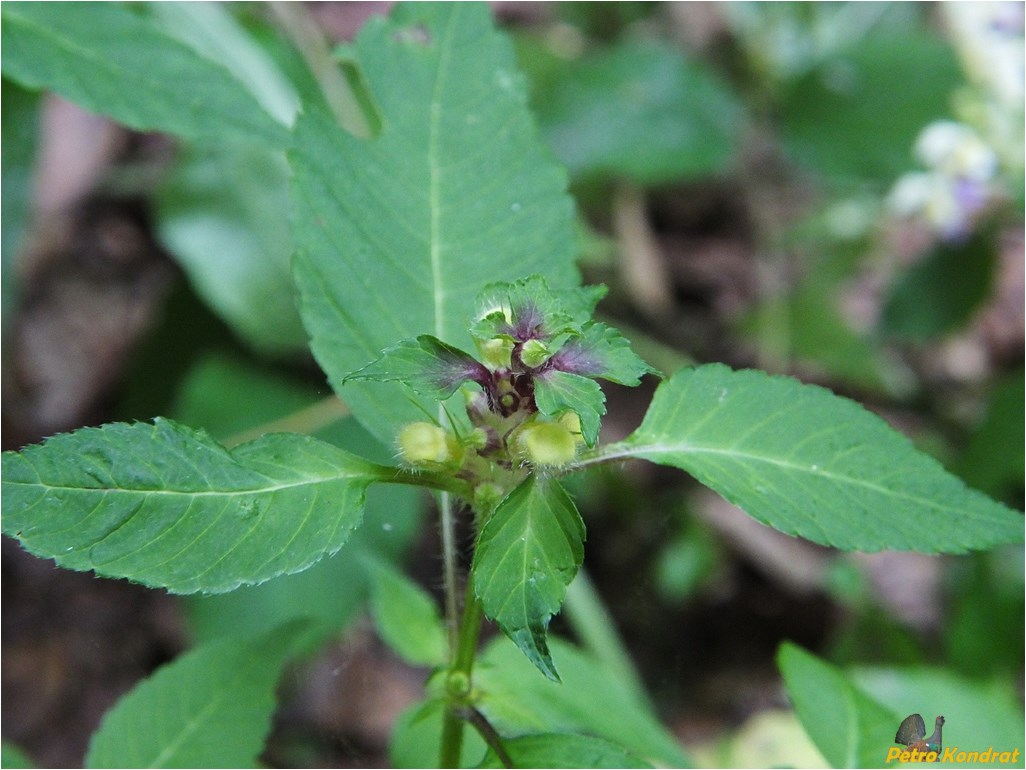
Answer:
[472,276,606,343]
[346,335,490,400]
[548,323,657,386]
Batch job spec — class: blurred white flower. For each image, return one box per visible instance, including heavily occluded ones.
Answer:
[942,2,1024,168]
[914,121,999,181]
[888,120,998,239]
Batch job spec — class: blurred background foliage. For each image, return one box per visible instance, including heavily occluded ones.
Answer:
[2,2,1022,767]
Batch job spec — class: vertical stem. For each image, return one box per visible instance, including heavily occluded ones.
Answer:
[453,573,484,675]
[439,574,485,768]
[439,491,460,654]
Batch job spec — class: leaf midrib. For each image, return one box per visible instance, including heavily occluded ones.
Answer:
[4,468,376,498]
[145,642,276,768]
[427,6,462,343]
[589,441,986,516]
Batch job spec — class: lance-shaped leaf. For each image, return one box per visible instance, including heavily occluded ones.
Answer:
[473,476,586,681]
[362,555,448,667]
[1,2,287,146]
[534,370,606,447]
[778,643,899,769]
[345,335,489,400]
[1,419,395,593]
[86,621,309,769]
[290,2,579,445]
[602,364,1024,553]
[548,323,658,386]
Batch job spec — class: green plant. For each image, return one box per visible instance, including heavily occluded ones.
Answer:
[2,3,1022,768]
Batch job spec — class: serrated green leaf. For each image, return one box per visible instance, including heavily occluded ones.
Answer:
[778,642,900,769]
[347,335,489,400]
[85,621,309,769]
[1,419,394,593]
[607,364,1023,553]
[0,2,287,146]
[289,2,579,445]
[549,322,658,386]
[475,635,690,768]
[473,476,585,681]
[168,362,424,643]
[534,371,605,446]
[479,733,652,769]
[363,555,448,667]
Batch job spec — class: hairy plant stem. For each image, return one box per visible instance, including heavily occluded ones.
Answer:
[439,574,486,768]
[439,492,460,653]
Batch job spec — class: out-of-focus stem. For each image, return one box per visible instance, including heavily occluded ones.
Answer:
[224,397,349,448]
[269,1,373,137]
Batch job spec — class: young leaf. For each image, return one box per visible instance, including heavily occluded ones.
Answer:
[85,621,309,769]
[363,555,448,667]
[478,733,652,769]
[534,370,606,446]
[473,476,586,681]
[548,322,659,385]
[346,335,490,400]
[290,2,580,445]
[1,419,394,593]
[472,275,606,342]
[604,364,1023,553]
[0,2,287,146]
[777,642,900,769]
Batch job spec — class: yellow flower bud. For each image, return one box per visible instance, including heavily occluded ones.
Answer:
[397,422,461,466]
[477,336,513,370]
[558,411,586,445]
[520,338,551,368]
[516,421,577,467]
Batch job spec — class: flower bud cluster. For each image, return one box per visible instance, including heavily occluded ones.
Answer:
[359,276,653,507]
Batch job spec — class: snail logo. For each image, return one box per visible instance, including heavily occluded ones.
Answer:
[890,714,945,762]
[885,714,1023,765]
